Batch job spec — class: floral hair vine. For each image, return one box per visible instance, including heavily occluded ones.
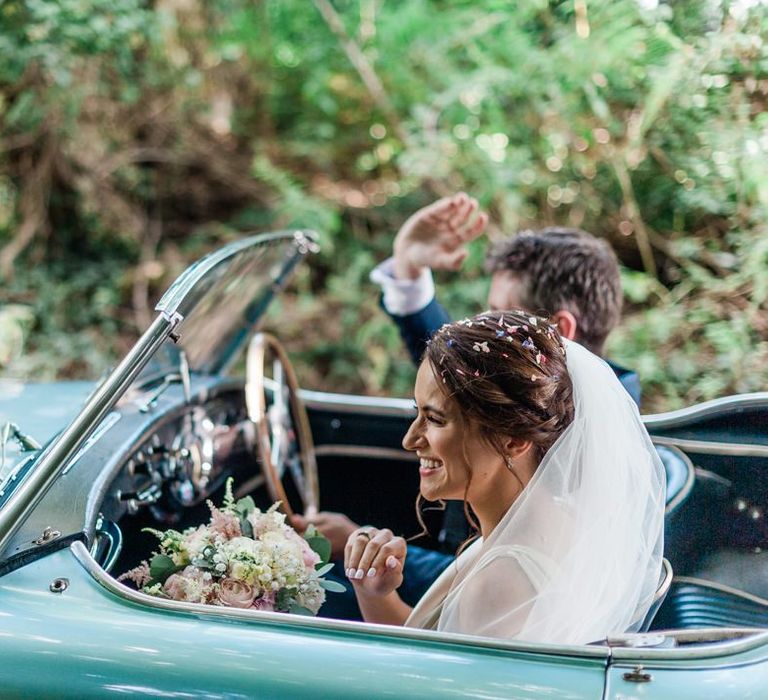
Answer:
[432,312,566,385]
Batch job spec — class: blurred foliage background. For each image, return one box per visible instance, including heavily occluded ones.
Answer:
[0,0,766,412]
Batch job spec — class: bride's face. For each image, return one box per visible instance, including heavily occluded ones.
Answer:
[403,361,507,505]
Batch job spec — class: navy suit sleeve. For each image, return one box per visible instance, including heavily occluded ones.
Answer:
[384,296,451,365]
[606,359,642,408]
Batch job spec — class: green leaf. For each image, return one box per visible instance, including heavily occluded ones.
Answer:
[305,535,331,565]
[320,578,347,594]
[148,554,182,584]
[234,495,256,516]
[288,604,315,616]
[239,517,254,539]
[315,562,334,576]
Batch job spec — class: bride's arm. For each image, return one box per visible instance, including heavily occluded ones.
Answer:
[344,527,412,625]
[354,588,412,626]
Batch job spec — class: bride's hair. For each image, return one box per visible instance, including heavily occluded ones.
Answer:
[424,310,575,463]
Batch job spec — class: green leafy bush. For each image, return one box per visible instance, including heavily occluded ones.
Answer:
[1,0,766,411]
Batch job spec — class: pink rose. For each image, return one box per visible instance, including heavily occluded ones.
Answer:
[300,539,321,569]
[252,592,276,612]
[217,577,257,608]
[289,530,321,569]
[163,572,191,601]
[163,567,212,602]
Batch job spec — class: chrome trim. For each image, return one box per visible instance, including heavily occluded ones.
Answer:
[643,392,768,429]
[314,445,416,462]
[300,389,415,417]
[651,435,768,458]
[671,576,768,606]
[303,390,768,426]
[609,627,768,662]
[156,231,318,316]
[0,315,176,557]
[660,446,696,514]
[70,541,608,659]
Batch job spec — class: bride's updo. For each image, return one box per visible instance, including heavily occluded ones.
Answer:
[425,310,575,463]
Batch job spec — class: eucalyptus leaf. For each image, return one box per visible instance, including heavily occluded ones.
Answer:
[239,517,254,539]
[305,535,331,565]
[320,579,347,593]
[315,562,334,576]
[235,496,256,516]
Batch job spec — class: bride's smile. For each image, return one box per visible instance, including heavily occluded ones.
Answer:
[418,457,443,475]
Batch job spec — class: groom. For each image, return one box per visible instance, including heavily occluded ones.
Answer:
[300,193,640,617]
[370,192,639,405]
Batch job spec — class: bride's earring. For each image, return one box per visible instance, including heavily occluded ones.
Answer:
[504,456,515,472]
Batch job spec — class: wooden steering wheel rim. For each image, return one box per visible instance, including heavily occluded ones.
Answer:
[244,332,319,517]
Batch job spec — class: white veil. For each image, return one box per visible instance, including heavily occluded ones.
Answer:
[406,341,666,644]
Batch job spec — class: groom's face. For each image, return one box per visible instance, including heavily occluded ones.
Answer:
[487,271,528,314]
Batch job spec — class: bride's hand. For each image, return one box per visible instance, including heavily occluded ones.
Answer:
[344,527,406,597]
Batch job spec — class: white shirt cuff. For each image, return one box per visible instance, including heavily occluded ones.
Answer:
[369,257,435,316]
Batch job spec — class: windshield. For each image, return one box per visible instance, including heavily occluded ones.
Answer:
[0,231,317,544]
[133,231,317,385]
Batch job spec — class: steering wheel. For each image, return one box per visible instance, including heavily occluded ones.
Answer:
[245,332,319,517]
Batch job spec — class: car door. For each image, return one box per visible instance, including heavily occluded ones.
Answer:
[0,543,610,699]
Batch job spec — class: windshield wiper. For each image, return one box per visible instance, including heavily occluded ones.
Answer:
[0,422,42,472]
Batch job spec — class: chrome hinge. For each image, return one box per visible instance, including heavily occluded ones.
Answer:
[623,666,653,683]
[32,526,61,546]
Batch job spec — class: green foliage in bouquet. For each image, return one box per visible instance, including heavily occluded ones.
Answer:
[119,479,344,616]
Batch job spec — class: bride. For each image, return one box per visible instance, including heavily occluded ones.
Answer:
[343,310,665,644]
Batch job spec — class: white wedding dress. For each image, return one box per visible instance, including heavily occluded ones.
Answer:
[405,341,666,645]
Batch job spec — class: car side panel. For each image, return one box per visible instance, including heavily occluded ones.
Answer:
[605,649,768,699]
[0,548,608,699]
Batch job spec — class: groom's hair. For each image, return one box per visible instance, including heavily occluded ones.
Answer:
[484,228,622,355]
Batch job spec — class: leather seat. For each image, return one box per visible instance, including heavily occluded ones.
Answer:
[652,576,768,629]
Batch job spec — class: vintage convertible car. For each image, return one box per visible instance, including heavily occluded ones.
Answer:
[0,231,766,698]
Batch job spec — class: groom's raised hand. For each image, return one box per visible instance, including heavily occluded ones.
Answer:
[393,192,488,280]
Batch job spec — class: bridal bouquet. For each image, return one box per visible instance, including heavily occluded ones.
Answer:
[119,480,344,615]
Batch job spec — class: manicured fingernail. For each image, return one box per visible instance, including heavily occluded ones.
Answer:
[386,556,398,569]
[346,568,354,578]
[366,568,376,578]
[354,569,365,579]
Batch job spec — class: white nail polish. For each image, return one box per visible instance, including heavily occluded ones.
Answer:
[367,568,376,577]
[354,568,365,579]
[346,568,354,578]
[386,556,398,569]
